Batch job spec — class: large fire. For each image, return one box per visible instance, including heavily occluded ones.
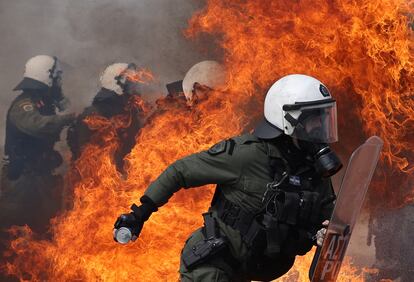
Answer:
[186,0,414,209]
[1,0,413,281]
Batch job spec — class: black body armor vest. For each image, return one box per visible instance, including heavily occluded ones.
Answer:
[211,136,336,257]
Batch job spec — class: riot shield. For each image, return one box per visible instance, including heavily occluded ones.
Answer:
[309,136,383,282]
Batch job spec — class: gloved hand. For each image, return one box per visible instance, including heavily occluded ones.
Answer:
[113,196,158,244]
[316,220,330,247]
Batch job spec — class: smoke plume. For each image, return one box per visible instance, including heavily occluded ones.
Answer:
[0,0,207,147]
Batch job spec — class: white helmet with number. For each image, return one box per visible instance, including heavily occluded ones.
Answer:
[254,74,338,143]
[100,62,142,95]
[14,55,62,91]
[182,60,226,101]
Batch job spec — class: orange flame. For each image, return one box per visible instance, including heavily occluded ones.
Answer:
[2,0,413,281]
[186,0,414,208]
[123,68,155,84]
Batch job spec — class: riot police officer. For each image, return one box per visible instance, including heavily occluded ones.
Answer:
[182,60,226,106]
[152,60,225,126]
[67,63,146,175]
[114,74,341,281]
[0,55,75,246]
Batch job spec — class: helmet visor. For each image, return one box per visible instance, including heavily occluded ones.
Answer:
[50,57,63,87]
[292,102,338,143]
[117,70,141,96]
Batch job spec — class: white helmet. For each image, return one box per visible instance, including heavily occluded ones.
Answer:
[182,60,226,101]
[14,55,62,91]
[254,74,338,143]
[100,63,142,95]
[100,63,129,95]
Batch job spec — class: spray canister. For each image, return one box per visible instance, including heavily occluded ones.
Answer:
[113,226,137,244]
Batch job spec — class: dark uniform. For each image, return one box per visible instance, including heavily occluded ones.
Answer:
[142,133,335,281]
[67,88,143,174]
[0,89,73,252]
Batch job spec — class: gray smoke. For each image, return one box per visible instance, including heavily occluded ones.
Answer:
[0,0,207,146]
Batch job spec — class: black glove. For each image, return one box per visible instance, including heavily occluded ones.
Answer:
[113,196,158,243]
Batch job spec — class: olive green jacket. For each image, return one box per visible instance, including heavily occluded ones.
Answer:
[145,133,333,212]
[144,133,334,259]
[8,92,73,140]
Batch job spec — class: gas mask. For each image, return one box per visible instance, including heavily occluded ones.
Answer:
[297,138,342,177]
[48,56,70,111]
[292,106,342,177]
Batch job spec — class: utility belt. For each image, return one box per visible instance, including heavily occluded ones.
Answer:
[211,184,335,257]
[212,191,263,247]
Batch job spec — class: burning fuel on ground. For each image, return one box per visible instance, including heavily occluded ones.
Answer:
[1,0,413,281]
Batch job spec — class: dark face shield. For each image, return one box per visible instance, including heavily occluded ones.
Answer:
[291,102,338,144]
[48,57,69,111]
[49,56,63,88]
[123,79,142,96]
[116,64,143,96]
[187,82,213,105]
[284,100,341,177]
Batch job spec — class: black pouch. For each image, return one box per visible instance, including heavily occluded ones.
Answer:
[182,236,228,269]
[282,228,314,256]
[298,191,321,226]
[182,213,228,269]
[282,192,301,225]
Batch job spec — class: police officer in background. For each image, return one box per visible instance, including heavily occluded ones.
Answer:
[156,60,225,109]
[114,74,341,281]
[152,60,225,127]
[182,60,226,106]
[0,55,75,234]
[67,63,146,176]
